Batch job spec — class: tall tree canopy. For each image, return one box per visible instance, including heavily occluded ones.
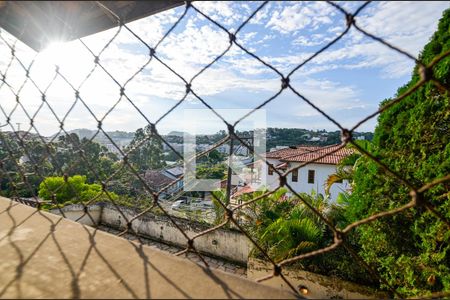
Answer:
[126,125,166,172]
[346,9,450,297]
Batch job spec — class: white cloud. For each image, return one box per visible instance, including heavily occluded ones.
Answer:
[249,2,272,25]
[266,2,335,34]
[293,33,335,47]
[273,1,450,78]
[1,1,448,135]
[291,77,362,111]
[193,1,243,26]
[356,1,449,56]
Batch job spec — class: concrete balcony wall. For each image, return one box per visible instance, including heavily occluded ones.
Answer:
[0,197,296,299]
[247,257,387,299]
[51,203,251,264]
[52,204,102,226]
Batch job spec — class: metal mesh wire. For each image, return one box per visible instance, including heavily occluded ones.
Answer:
[1,1,449,298]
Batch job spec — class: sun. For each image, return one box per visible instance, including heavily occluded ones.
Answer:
[39,41,71,68]
[34,40,91,87]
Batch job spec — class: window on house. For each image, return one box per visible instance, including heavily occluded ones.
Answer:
[292,169,298,182]
[268,165,273,175]
[308,169,315,184]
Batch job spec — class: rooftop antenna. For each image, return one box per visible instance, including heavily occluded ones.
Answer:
[16,122,21,132]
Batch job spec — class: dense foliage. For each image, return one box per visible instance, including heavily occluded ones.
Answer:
[196,149,227,180]
[239,188,374,285]
[38,175,118,204]
[0,132,119,198]
[126,125,166,172]
[346,9,450,297]
[163,128,372,150]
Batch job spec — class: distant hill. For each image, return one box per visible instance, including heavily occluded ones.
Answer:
[49,127,373,150]
[167,131,188,137]
[52,128,96,139]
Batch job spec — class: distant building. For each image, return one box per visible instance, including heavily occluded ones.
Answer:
[308,136,321,142]
[319,135,328,142]
[270,146,288,152]
[217,144,230,154]
[144,170,183,198]
[257,144,353,200]
[164,143,183,153]
[301,133,311,140]
[163,166,183,180]
[196,144,210,151]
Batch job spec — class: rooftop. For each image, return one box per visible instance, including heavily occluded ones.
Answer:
[165,166,184,178]
[143,170,174,189]
[265,144,354,165]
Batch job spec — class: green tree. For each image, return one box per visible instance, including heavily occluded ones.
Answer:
[126,126,165,172]
[346,9,450,297]
[0,133,21,197]
[0,133,55,197]
[210,189,228,225]
[237,188,376,284]
[238,188,324,262]
[324,143,367,196]
[53,133,118,182]
[38,175,118,204]
[196,163,226,180]
[197,149,225,165]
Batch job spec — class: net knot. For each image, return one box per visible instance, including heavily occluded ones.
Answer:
[410,190,425,207]
[341,129,352,143]
[281,77,290,89]
[346,13,354,26]
[419,65,433,82]
[273,265,281,276]
[229,33,236,44]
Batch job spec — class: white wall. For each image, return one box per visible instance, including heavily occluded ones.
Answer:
[51,204,101,226]
[51,203,252,264]
[260,159,349,201]
[101,204,251,264]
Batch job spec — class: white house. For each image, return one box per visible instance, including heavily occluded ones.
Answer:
[257,144,353,200]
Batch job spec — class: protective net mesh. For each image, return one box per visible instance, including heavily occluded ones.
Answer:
[1,1,449,298]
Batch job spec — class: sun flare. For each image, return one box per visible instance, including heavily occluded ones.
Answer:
[34,41,92,87]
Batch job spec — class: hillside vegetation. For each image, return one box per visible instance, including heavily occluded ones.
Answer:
[346,9,450,297]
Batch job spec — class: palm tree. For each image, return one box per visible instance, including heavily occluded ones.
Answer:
[211,189,227,225]
[260,216,321,262]
[324,146,366,196]
[238,188,330,262]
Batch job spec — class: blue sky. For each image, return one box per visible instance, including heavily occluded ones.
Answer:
[0,1,448,136]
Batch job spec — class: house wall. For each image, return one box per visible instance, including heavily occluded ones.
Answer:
[261,159,349,200]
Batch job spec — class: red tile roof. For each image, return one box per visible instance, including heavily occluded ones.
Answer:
[275,162,288,169]
[144,170,174,189]
[232,184,255,197]
[265,144,353,165]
